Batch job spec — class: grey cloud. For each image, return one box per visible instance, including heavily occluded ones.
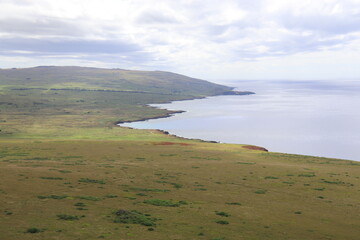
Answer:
[0,17,86,37]
[0,38,141,54]
[0,37,155,65]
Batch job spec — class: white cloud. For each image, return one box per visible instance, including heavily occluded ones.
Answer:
[0,0,359,80]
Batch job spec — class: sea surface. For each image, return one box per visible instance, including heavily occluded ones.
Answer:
[121,80,360,161]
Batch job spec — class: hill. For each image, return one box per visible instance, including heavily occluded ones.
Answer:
[0,66,232,96]
[0,66,236,139]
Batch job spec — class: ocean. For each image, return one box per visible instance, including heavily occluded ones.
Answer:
[121,80,360,161]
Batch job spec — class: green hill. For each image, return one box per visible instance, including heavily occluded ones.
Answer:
[0,66,234,139]
[0,66,232,96]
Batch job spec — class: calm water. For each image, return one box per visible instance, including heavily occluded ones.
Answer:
[121,80,360,161]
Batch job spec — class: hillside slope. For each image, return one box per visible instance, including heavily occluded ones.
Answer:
[0,66,232,96]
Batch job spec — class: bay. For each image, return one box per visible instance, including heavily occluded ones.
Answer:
[121,80,360,161]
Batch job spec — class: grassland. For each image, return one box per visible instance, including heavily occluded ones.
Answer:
[1,67,360,240]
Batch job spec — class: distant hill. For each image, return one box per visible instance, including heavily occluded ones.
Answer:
[0,66,232,97]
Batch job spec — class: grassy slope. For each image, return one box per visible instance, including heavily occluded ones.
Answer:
[0,140,359,240]
[1,67,360,240]
[0,66,230,139]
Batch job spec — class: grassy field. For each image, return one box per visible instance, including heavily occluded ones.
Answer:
[1,140,359,240]
[1,67,360,239]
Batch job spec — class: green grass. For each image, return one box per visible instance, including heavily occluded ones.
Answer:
[1,67,360,240]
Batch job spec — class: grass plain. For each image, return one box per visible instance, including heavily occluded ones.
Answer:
[1,67,360,240]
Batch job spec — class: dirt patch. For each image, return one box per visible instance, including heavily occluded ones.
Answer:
[242,145,268,152]
[154,142,192,146]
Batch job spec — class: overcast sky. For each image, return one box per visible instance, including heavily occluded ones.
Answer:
[0,0,359,81]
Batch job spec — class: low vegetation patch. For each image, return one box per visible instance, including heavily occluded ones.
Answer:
[113,210,157,226]
[143,199,188,207]
[38,195,68,199]
[77,196,102,201]
[236,162,256,165]
[78,178,106,184]
[298,173,316,177]
[40,177,64,180]
[26,228,42,234]
[254,189,267,194]
[129,187,170,192]
[57,214,81,221]
[226,202,241,205]
[215,220,229,225]
[265,176,279,179]
[215,211,231,217]
[105,194,118,198]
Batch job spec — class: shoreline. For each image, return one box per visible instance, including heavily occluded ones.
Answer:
[115,92,357,161]
[115,91,257,145]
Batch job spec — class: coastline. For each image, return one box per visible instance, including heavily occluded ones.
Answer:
[115,90,256,145]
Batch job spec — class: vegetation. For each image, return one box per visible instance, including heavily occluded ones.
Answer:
[143,199,187,207]
[113,210,157,226]
[57,214,81,220]
[0,67,359,239]
[26,228,42,234]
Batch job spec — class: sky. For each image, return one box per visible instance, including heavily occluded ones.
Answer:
[0,0,359,81]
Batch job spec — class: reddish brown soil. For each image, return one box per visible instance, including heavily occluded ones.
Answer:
[154,142,192,146]
[242,145,268,152]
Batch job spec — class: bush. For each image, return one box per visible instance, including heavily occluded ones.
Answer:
[215,220,229,225]
[78,178,105,184]
[57,214,81,220]
[26,228,41,233]
[105,194,118,198]
[143,199,187,207]
[114,210,156,226]
[254,189,267,194]
[38,195,68,199]
[215,211,230,217]
[40,177,64,180]
[77,196,102,201]
[74,202,86,207]
[264,176,278,179]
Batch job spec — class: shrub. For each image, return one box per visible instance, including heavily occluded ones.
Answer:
[38,195,68,199]
[143,199,187,207]
[114,210,156,226]
[74,202,86,207]
[226,202,241,205]
[129,187,170,192]
[105,194,118,198]
[254,190,267,194]
[57,214,80,220]
[26,228,41,233]
[215,220,229,225]
[40,177,64,180]
[298,173,315,177]
[215,211,230,217]
[78,178,105,184]
[265,176,279,179]
[77,196,102,201]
